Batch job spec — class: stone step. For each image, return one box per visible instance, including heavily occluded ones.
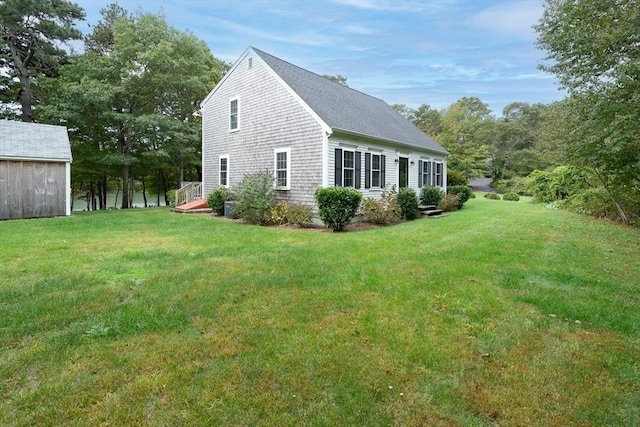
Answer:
[418,204,437,211]
[421,208,444,217]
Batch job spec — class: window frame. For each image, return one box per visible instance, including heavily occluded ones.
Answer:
[343,149,355,188]
[274,148,290,190]
[219,155,229,187]
[370,154,381,188]
[229,98,239,132]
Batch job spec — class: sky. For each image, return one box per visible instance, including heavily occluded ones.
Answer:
[73,0,565,116]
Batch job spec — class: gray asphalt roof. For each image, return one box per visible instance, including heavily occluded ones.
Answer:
[0,120,72,161]
[253,48,448,155]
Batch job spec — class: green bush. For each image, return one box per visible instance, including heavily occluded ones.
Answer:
[420,186,444,206]
[527,166,588,203]
[315,187,363,232]
[484,192,501,200]
[167,189,177,207]
[360,186,401,225]
[447,169,468,187]
[397,187,419,220]
[267,201,289,225]
[234,172,276,224]
[447,185,473,209]
[438,194,460,212]
[502,192,520,201]
[206,186,235,215]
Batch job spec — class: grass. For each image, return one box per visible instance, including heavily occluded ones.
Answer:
[1,196,639,426]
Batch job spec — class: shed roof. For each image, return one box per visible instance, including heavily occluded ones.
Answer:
[0,120,72,162]
[252,48,448,155]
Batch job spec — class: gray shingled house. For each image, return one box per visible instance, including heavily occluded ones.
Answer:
[201,47,448,211]
[0,120,72,220]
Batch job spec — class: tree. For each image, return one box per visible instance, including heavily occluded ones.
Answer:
[322,74,348,86]
[437,97,495,177]
[0,0,84,122]
[535,0,640,224]
[40,5,224,209]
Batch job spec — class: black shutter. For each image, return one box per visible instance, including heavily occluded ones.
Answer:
[418,160,423,188]
[364,153,371,189]
[335,148,342,186]
[380,155,386,188]
[355,151,361,189]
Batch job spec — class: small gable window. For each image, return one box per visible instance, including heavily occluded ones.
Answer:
[274,148,290,190]
[229,98,239,131]
[220,155,229,187]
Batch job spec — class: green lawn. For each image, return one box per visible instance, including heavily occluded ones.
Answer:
[1,197,638,426]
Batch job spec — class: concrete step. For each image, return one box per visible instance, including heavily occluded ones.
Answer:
[418,204,437,211]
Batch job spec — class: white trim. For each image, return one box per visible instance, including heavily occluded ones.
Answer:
[322,131,330,188]
[65,162,72,216]
[274,147,290,190]
[0,156,70,162]
[219,155,229,187]
[229,97,239,132]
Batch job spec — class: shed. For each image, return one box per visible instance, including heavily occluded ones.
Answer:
[0,120,72,220]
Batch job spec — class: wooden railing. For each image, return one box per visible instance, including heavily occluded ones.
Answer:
[175,182,202,206]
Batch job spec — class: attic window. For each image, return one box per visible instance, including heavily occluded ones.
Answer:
[248,57,253,69]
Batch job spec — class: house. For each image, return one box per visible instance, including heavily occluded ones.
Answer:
[0,120,72,220]
[201,47,448,211]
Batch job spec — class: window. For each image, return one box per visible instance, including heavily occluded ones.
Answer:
[343,150,355,187]
[364,152,385,189]
[219,156,229,187]
[229,98,238,131]
[274,148,290,190]
[418,160,443,188]
[334,148,362,188]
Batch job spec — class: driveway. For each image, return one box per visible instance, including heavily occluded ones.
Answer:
[468,177,495,192]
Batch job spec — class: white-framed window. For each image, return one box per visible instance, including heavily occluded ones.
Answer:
[219,155,229,187]
[371,154,381,188]
[229,98,239,131]
[274,148,290,190]
[343,150,355,187]
[364,152,385,189]
[418,160,444,188]
[335,148,361,188]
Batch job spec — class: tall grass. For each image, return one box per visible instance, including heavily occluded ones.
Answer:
[1,197,638,426]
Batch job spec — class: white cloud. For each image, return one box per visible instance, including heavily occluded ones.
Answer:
[468,1,543,41]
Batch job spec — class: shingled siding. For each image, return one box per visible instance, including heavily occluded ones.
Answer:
[202,52,324,208]
[0,160,67,220]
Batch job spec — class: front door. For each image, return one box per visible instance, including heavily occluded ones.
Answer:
[399,157,409,188]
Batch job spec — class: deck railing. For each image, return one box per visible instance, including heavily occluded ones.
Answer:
[175,182,202,206]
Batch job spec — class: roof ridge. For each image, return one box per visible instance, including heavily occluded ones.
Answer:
[250,47,387,105]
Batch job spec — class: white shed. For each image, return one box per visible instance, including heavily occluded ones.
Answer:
[0,120,72,220]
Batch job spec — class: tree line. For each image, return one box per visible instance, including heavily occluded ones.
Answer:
[2,0,637,223]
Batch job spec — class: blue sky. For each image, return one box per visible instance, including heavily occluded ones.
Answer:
[74,0,564,116]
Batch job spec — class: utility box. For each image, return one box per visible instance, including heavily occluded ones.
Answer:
[224,201,236,219]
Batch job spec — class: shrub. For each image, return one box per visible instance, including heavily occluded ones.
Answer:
[234,172,276,224]
[447,185,473,209]
[267,201,289,225]
[315,187,362,232]
[447,169,468,186]
[420,186,444,206]
[360,186,401,225]
[397,187,419,220]
[438,194,460,212]
[206,186,235,215]
[484,192,501,200]
[285,202,313,227]
[167,189,177,207]
[502,192,520,202]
